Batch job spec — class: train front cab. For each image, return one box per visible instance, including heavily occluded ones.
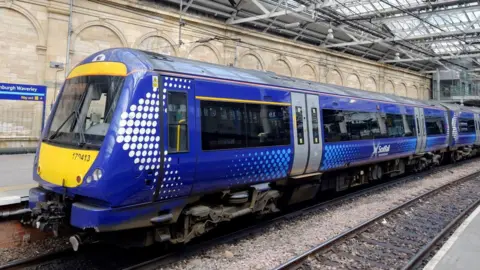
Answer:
[25,57,197,239]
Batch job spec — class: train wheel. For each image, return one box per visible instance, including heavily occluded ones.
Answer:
[450,152,456,164]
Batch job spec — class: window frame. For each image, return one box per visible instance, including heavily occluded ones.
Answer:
[424,115,446,136]
[199,100,292,152]
[166,90,189,153]
[322,108,417,143]
[458,117,475,134]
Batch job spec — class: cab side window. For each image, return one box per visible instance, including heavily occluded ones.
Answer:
[167,92,188,152]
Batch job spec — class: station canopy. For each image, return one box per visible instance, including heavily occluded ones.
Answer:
[159,0,480,76]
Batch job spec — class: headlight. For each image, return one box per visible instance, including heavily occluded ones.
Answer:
[93,168,103,181]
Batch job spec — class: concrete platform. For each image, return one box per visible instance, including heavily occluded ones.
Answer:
[424,205,480,270]
[0,154,36,206]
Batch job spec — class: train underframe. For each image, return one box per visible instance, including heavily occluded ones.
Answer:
[23,146,480,250]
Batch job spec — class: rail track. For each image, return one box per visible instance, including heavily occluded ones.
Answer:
[273,170,480,270]
[1,158,478,270]
[121,159,480,270]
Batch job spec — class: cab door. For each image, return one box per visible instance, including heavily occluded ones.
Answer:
[154,75,195,201]
[290,92,308,176]
[414,107,427,153]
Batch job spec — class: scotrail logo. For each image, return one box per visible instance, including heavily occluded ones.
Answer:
[371,142,391,158]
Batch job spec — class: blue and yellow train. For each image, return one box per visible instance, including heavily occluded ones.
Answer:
[25,48,480,248]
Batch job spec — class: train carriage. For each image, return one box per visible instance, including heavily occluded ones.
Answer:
[25,48,480,248]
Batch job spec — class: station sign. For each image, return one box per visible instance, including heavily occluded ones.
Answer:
[0,82,47,129]
[0,82,46,101]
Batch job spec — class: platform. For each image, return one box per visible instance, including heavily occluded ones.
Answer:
[0,154,36,206]
[424,205,480,270]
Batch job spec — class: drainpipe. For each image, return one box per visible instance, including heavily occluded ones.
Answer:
[65,0,74,77]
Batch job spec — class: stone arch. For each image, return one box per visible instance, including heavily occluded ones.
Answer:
[0,3,46,47]
[187,44,221,64]
[71,20,128,47]
[134,31,178,56]
[70,20,128,68]
[268,56,293,77]
[407,85,418,99]
[385,80,395,95]
[326,69,343,86]
[397,83,407,97]
[0,4,46,138]
[297,63,317,82]
[0,6,44,84]
[363,77,377,92]
[345,73,361,89]
[238,50,265,71]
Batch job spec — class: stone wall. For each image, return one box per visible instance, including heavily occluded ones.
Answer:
[0,0,431,147]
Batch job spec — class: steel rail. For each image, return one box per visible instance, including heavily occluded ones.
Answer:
[272,170,480,270]
[402,197,480,270]
[121,158,480,270]
[1,158,479,270]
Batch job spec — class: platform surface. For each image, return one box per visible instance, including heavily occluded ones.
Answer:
[0,154,36,206]
[424,205,480,270]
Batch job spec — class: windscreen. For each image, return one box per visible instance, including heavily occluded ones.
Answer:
[44,75,124,148]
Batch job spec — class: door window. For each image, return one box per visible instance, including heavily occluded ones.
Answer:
[167,91,188,152]
[296,106,305,145]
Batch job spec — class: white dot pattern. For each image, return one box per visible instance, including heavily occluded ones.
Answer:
[157,76,191,200]
[227,149,292,185]
[114,76,191,199]
[116,76,162,176]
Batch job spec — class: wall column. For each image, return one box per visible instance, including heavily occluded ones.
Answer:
[43,6,70,113]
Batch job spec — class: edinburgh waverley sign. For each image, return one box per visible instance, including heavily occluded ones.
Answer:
[0,82,46,101]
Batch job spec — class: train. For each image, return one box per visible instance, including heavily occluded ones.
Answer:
[23,48,480,249]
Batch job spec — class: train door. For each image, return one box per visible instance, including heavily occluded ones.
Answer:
[154,76,195,201]
[304,94,322,174]
[414,107,427,153]
[290,92,308,176]
[474,113,480,145]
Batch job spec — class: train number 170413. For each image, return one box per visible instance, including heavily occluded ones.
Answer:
[72,153,91,162]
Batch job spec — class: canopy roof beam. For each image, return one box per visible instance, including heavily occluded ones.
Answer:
[382,53,480,63]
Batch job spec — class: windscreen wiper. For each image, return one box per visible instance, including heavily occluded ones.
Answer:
[47,110,76,141]
[48,99,86,143]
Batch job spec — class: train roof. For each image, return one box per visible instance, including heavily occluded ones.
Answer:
[138,50,444,109]
[77,48,469,112]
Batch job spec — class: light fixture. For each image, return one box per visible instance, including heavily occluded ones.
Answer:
[285,22,301,29]
[394,52,401,60]
[327,28,334,40]
[93,168,103,181]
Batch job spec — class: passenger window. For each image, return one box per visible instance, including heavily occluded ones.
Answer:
[322,109,377,142]
[311,108,320,144]
[322,109,417,142]
[200,100,291,150]
[245,104,290,147]
[201,101,247,150]
[404,115,416,137]
[425,116,445,135]
[167,92,188,152]
[296,106,305,145]
[459,118,475,133]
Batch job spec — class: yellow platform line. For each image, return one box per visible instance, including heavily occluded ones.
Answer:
[0,183,37,192]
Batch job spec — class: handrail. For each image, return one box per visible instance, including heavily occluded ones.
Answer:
[176,119,186,151]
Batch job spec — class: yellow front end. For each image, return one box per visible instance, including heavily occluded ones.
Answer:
[36,143,99,188]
